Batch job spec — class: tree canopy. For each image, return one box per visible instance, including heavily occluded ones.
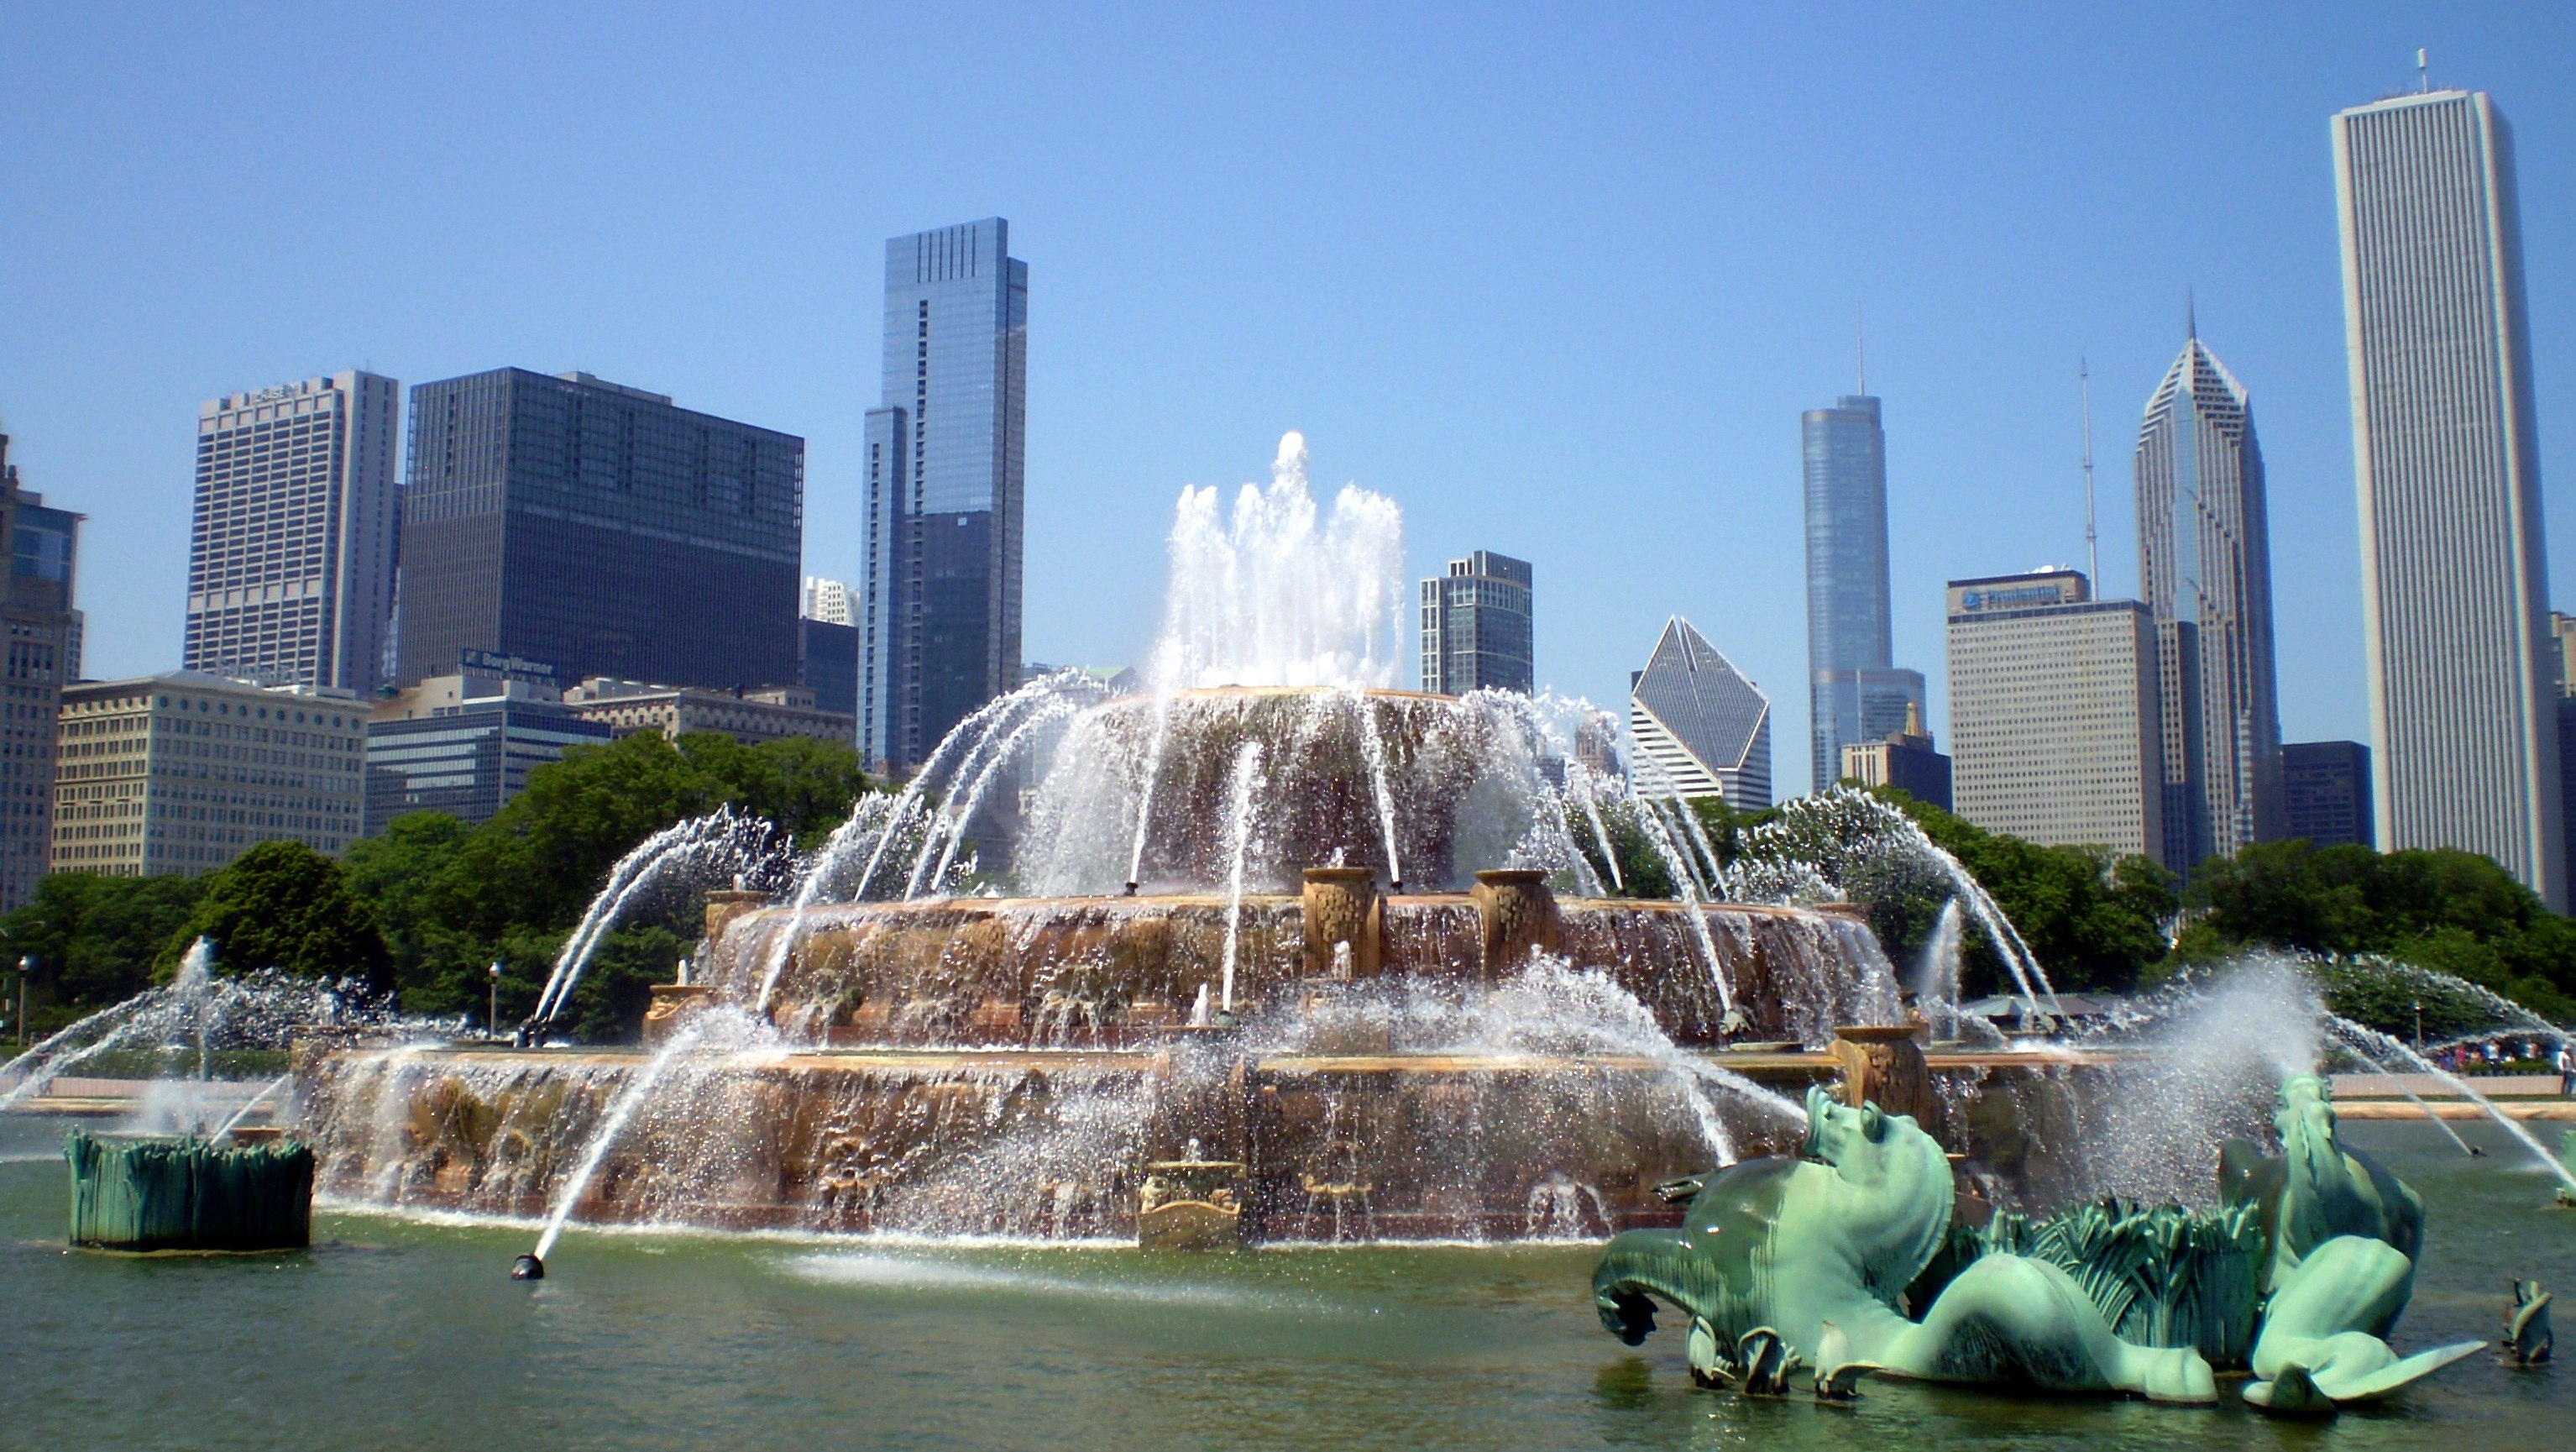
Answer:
[2179,839,2576,1021]
[7,730,875,1043]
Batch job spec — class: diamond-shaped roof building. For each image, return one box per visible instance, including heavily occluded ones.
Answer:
[1628,616,1772,809]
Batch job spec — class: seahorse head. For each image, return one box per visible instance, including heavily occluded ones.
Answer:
[1801,1083,1955,1297]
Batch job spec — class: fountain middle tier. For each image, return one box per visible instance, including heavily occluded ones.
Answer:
[708,881,1901,1051]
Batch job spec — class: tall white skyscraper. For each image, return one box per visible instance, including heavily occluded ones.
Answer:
[2334,87,2560,907]
[2135,328,2282,875]
[185,372,401,695]
[802,575,854,626]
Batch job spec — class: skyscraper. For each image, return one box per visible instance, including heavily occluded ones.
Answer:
[2280,741,2374,850]
[1418,550,1533,695]
[862,218,1029,774]
[185,372,401,694]
[1629,617,1772,810]
[0,435,80,907]
[2134,328,2282,876]
[396,369,803,693]
[1945,569,2164,862]
[1803,393,1924,794]
[2335,87,2561,907]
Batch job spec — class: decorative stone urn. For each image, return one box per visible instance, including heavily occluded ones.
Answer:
[1828,1023,1933,1128]
[1301,867,1382,980]
[1471,869,1559,979]
[700,888,772,951]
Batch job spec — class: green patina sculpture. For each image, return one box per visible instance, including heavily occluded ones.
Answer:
[2217,1073,2482,1412]
[1593,1085,2219,1402]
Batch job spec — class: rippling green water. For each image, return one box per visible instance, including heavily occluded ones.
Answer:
[2,1114,2568,1451]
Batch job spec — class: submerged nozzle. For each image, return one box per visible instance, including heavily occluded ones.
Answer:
[510,1253,546,1281]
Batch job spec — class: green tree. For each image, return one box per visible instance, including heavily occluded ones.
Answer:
[0,873,212,1024]
[352,730,877,1037]
[154,841,393,987]
[1889,794,2175,993]
[2183,840,2576,1021]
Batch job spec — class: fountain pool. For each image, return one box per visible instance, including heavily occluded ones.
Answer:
[0,1112,2564,1449]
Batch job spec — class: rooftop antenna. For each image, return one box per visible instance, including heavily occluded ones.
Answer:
[2417,47,2428,93]
[2080,358,2098,587]
[1856,305,1867,394]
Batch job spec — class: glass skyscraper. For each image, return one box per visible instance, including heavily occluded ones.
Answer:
[1802,393,1924,792]
[2335,88,2559,906]
[396,369,803,693]
[1418,550,1533,695]
[0,434,80,907]
[862,218,1029,773]
[2135,329,2282,875]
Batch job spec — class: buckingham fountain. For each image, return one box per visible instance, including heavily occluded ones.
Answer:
[64,431,2540,1415]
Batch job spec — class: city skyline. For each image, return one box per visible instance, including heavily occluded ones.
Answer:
[8,13,2576,804]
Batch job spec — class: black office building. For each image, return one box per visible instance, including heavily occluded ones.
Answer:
[2280,741,2373,849]
[799,616,859,719]
[398,370,802,691]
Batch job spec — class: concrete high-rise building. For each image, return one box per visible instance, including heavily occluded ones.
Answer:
[0,435,81,907]
[1629,616,1772,810]
[862,218,1028,774]
[2280,741,2374,850]
[52,672,365,878]
[1840,701,1952,811]
[802,575,854,626]
[1803,393,1925,795]
[2335,87,2561,907]
[1945,569,2163,862]
[184,373,401,695]
[1419,550,1534,695]
[396,369,803,695]
[2135,329,2282,876]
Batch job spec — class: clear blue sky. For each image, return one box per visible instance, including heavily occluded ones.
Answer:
[4,3,2572,795]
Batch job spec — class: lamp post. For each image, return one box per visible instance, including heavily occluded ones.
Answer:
[489,962,503,1041]
[2413,1000,2424,1051]
[15,957,28,1049]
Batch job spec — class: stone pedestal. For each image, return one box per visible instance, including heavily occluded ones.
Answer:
[643,983,715,1044]
[1471,869,1558,978]
[1301,868,1382,980]
[1828,1024,1933,1128]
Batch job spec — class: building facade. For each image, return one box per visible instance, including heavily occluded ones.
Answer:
[803,575,854,626]
[397,369,803,694]
[1803,393,1926,796]
[2335,88,2561,906]
[1418,550,1534,695]
[1840,702,1952,811]
[364,660,611,831]
[0,436,81,906]
[563,678,856,747]
[51,672,365,878]
[2280,741,2374,850]
[2135,331,2283,876]
[1629,616,1772,810]
[184,372,401,695]
[798,616,859,719]
[862,218,1029,773]
[1945,570,2163,862]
